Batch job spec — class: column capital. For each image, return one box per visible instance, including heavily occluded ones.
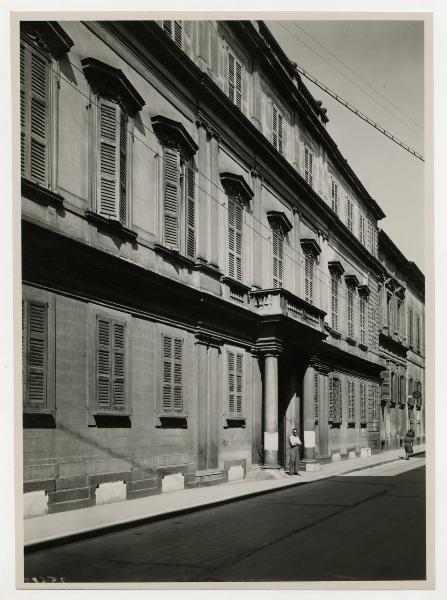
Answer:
[256,338,283,357]
[250,166,264,181]
[194,326,223,351]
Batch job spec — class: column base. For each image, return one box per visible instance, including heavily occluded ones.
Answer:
[300,459,320,472]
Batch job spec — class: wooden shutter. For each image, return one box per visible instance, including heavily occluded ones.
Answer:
[304,146,313,187]
[348,380,355,422]
[360,298,366,343]
[304,250,313,304]
[272,105,278,149]
[359,213,365,245]
[164,148,181,248]
[228,196,243,281]
[119,111,127,225]
[163,20,173,36]
[272,229,283,288]
[331,178,338,213]
[174,21,183,48]
[235,58,242,110]
[333,377,342,423]
[347,288,354,337]
[347,199,353,231]
[183,21,193,57]
[278,113,284,155]
[186,161,195,259]
[360,383,367,423]
[228,51,235,104]
[26,301,48,409]
[210,23,219,73]
[331,273,338,330]
[314,371,319,421]
[381,369,391,402]
[98,100,119,219]
[97,318,112,410]
[228,351,243,415]
[162,335,183,414]
[20,44,27,177]
[112,322,126,411]
[329,376,334,422]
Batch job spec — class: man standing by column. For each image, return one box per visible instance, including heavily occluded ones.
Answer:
[289,428,302,476]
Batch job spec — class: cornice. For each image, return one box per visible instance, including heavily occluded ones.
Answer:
[21,21,74,59]
[151,114,198,159]
[266,210,293,235]
[220,172,254,204]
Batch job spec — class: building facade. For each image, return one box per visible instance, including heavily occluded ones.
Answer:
[20,20,425,516]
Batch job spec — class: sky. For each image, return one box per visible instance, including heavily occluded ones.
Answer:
[267,19,425,271]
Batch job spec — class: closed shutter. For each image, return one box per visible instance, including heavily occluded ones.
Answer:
[98,100,119,219]
[163,20,173,36]
[112,322,126,411]
[186,161,195,259]
[347,199,353,231]
[210,24,219,74]
[174,21,183,48]
[347,288,354,337]
[331,273,338,330]
[228,351,243,415]
[20,44,27,177]
[314,371,319,422]
[97,318,112,410]
[235,58,242,110]
[162,335,183,414]
[183,21,193,57]
[359,213,365,245]
[348,380,355,422]
[272,230,283,288]
[331,178,338,213]
[119,111,127,225]
[228,51,235,104]
[304,250,313,304]
[228,196,243,281]
[360,383,367,423]
[304,146,313,187]
[164,147,181,248]
[272,105,278,149]
[381,369,391,402]
[360,298,366,343]
[329,376,334,422]
[278,113,284,155]
[26,301,48,409]
[334,378,342,423]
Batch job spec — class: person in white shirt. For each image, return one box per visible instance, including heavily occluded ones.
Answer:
[289,428,302,476]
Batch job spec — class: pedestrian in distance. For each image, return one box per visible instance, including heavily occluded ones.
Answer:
[289,428,302,475]
[403,428,414,460]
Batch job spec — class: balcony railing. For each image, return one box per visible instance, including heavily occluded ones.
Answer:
[249,288,325,331]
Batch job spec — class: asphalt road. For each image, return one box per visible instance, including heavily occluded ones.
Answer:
[24,457,426,583]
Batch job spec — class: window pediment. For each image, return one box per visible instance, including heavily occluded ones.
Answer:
[328,260,345,277]
[345,274,360,288]
[220,172,254,204]
[300,238,321,256]
[21,21,74,58]
[81,57,145,116]
[266,210,292,235]
[151,115,198,160]
[357,284,370,298]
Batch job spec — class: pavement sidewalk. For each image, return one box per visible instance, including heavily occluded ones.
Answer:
[24,444,425,551]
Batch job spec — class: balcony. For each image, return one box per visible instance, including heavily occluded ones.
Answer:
[249,288,325,332]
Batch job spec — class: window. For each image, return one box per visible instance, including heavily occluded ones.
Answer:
[20,41,50,187]
[304,145,313,187]
[163,20,183,47]
[314,371,319,422]
[347,287,354,338]
[360,383,367,424]
[347,198,354,232]
[387,293,393,331]
[23,299,50,412]
[360,296,367,343]
[96,317,127,413]
[161,334,184,414]
[272,104,284,155]
[348,380,355,423]
[399,375,406,405]
[227,351,243,416]
[97,99,130,224]
[304,249,314,304]
[408,308,413,346]
[228,195,243,281]
[272,228,284,288]
[370,385,379,421]
[330,176,338,214]
[163,147,196,257]
[329,376,342,424]
[331,272,339,331]
[228,51,243,110]
[359,213,365,245]
[416,316,421,352]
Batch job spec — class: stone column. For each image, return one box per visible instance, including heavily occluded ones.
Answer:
[261,343,282,469]
[302,362,320,471]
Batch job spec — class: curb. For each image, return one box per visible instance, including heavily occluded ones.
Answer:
[24,450,425,553]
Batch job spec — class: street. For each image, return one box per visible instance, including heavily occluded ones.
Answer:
[24,457,426,583]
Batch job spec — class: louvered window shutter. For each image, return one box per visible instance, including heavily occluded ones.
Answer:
[174,21,183,48]
[329,376,334,422]
[272,105,278,148]
[359,214,365,245]
[331,273,338,331]
[228,351,243,415]
[186,161,196,259]
[333,378,342,423]
[173,338,183,413]
[183,21,193,57]
[119,111,128,225]
[314,371,319,421]
[98,99,119,219]
[304,146,313,187]
[97,318,112,410]
[25,301,48,409]
[304,250,313,304]
[278,113,284,155]
[347,288,354,337]
[348,381,355,422]
[228,351,235,414]
[236,353,243,414]
[163,20,173,36]
[360,298,366,343]
[162,335,183,414]
[228,51,235,104]
[21,44,49,186]
[347,199,353,231]
[210,24,219,74]
[272,230,283,288]
[228,196,243,281]
[164,147,181,249]
[381,369,391,402]
[235,58,242,110]
[162,335,173,412]
[241,66,248,115]
[331,179,338,213]
[112,322,126,411]
[360,383,367,423]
